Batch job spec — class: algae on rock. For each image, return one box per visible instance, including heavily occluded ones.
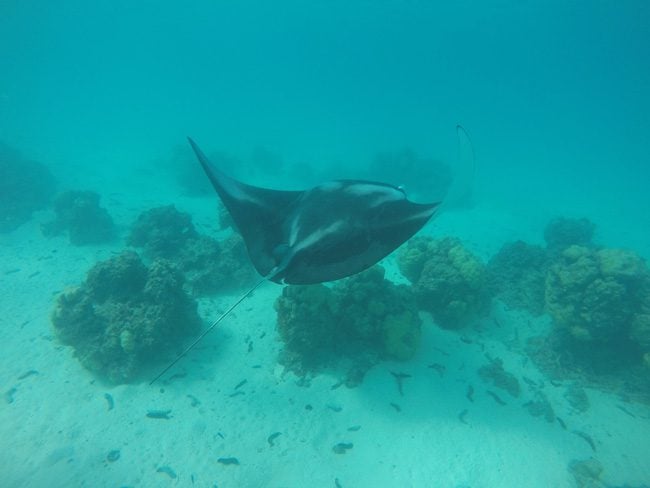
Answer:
[398,236,489,329]
[128,205,256,295]
[51,251,201,383]
[275,266,421,382]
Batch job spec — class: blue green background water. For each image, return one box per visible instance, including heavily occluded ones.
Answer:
[2,1,648,254]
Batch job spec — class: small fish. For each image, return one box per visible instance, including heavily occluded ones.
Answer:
[28,271,41,278]
[229,390,245,398]
[4,268,20,275]
[4,387,17,404]
[17,370,39,380]
[556,417,567,430]
[389,402,401,412]
[234,379,247,390]
[146,409,172,419]
[486,390,507,406]
[458,409,469,425]
[335,478,343,488]
[347,425,361,432]
[104,393,114,411]
[157,466,177,478]
[163,371,187,385]
[572,430,596,452]
[466,385,474,402]
[332,442,353,454]
[330,380,344,390]
[267,432,281,446]
[106,450,120,462]
[247,342,253,353]
[187,394,201,407]
[616,405,637,418]
[217,457,239,466]
[326,403,342,413]
[390,371,411,396]
[427,363,446,377]
[433,347,450,356]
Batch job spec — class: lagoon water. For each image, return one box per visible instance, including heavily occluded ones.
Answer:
[1,2,649,487]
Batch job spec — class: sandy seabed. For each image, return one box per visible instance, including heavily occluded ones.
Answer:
[1,193,649,488]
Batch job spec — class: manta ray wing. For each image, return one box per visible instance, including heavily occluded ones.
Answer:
[188,137,302,278]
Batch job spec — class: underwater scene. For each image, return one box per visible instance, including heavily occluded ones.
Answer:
[1,1,649,487]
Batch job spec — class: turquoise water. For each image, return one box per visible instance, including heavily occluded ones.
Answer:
[1,1,649,487]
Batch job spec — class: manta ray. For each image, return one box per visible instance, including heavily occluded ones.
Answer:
[150,127,472,384]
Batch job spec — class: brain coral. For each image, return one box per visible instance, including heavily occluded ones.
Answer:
[51,252,201,383]
[274,266,421,380]
[397,236,488,329]
[545,245,650,350]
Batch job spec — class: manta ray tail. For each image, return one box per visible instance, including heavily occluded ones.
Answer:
[149,278,266,385]
[438,124,475,211]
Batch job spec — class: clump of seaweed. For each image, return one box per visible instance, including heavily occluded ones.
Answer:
[567,458,604,488]
[477,356,521,398]
[397,236,489,329]
[523,391,555,423]
[487,240,548,315]
[564,383,590,413]
[51,251,201,383]
[275,266,421,383]
[544,217,596,254]
[0,142,56,232]
[41,190,115,245]
[128,205,255,294]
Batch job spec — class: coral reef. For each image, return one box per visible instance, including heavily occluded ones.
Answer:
[51,252,201,383]
[526,244,650,401]
[487,240,548,315]
[41,191,115,245]
[545,245,650,349]
[128,205,255,294]
[0,142,56,232]
[397,236,489,329]
[275,266,421,382]
[128,205,198,259]
[544,217,596,253]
